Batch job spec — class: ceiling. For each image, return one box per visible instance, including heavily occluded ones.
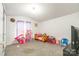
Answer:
[3,3,79,22]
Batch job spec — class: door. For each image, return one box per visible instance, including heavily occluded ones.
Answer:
[0,3,4,56]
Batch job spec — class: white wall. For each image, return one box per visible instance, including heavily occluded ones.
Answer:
[0,3,4,56]
[6,16,38,45]
[38,12,79,43]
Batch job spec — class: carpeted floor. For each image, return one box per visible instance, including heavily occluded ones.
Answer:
[5,40,63,56]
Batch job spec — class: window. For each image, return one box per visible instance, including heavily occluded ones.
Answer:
[16,21,32,37]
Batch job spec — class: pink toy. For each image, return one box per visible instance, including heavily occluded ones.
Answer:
[56,40,59,45]
[15,34,26,44]
[15,29,32,44]
[26,30,32,41]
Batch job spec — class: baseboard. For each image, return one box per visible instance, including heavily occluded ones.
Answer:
[6,40,18,46]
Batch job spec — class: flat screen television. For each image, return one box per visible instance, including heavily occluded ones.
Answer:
[71,26,79,51]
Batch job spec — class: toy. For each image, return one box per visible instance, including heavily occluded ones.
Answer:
[35,33,48,42]
[15,30,32,44]
[26,30,32,41]
[15,34,26,44]
[47,36,56,44]
[60,38,69,46]
[56,40,60,45]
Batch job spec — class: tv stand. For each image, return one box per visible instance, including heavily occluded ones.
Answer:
[63,45,79,56]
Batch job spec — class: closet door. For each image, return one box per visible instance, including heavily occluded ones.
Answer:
[3,8,7,55]
[0,3,4,56]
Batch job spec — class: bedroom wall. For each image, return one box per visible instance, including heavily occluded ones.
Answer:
[38,12,79,43]
[6,16,38,45]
